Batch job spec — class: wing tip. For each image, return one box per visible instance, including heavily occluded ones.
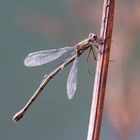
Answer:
[24,57,31,67]
[67,94,74,100]
[24,53,41,67]
[67,87,76,100]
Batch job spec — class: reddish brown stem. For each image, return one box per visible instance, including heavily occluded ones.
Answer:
[87,0,115,140]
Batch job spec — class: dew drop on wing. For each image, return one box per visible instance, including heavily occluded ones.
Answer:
[67,57,78,100]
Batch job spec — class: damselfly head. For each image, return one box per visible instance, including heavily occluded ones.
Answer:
[88,33,98,42]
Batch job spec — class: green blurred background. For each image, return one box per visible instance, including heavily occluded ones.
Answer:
[1,0,140,140]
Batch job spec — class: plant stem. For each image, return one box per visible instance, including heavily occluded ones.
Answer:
[87,0,115,140]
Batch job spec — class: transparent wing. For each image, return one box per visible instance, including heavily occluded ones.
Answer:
[67,57,78,100]
[24,46,74,67]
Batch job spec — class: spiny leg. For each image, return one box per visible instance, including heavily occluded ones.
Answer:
[95,35,115,62]
[86,46,97,63]
[85,47,97,75]
[96,34,113,54]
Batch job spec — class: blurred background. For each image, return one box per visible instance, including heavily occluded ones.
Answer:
[1,0,140,139]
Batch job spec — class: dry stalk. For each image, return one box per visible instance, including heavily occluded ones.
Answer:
[87,0,115,140]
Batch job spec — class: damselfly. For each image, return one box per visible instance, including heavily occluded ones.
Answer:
[13,33,103,122]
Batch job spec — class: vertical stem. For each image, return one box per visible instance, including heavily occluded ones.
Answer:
[87,0,115,140]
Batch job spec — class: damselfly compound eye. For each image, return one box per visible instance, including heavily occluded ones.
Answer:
[88,33,98,42]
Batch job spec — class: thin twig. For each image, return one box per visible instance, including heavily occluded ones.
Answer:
[87,0,115,140]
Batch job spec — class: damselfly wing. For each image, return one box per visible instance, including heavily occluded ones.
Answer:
[24,46,74,67]
[67,56,78,99]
